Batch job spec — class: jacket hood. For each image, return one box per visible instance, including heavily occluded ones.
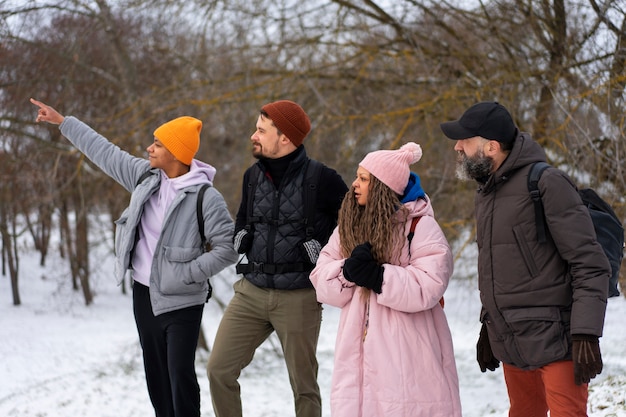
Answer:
[400,172,426,203]
[170,159,216,191]
[403,194,434,219]
[498,132,546,176]
[480,132,547,193]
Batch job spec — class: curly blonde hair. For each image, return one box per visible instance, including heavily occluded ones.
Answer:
[338,175,408,265]
[338,175,408,299]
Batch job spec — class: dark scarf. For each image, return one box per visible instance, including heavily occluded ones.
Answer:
[259,145,304,189]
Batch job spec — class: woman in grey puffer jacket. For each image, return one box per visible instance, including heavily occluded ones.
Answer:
[31,98,238,417]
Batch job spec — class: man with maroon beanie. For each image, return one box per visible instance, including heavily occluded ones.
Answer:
[207,100,348,417]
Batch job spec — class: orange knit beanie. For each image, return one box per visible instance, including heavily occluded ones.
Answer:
[153,116,202,165]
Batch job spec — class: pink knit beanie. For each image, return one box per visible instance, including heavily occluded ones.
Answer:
[359,142,423,194]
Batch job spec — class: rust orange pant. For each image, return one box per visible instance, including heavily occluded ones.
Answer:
[503,361,588,417]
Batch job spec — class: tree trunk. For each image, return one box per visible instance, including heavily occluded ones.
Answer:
[59,201,79,291]
[531,0,567,146]
[74,182,93,306]
[8,217,21,306]
[1,201,21,306]
[24,205,52,267]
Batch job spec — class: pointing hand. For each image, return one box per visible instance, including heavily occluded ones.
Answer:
[30,98,65,125]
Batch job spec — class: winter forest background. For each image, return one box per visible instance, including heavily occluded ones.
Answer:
[1,0,625,415]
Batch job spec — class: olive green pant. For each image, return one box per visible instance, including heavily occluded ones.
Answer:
[207,278,322,417]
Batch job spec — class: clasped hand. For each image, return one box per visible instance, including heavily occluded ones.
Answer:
[342,242,384,294]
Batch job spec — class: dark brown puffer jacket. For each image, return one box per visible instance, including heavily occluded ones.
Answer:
[474,132,610,370]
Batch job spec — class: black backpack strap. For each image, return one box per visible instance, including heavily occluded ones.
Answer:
[245,164,263,231]
[527,162,551,243]
[136,169,154,187]
[407,217,421,257]
[303,160,323,239]
[195,183,212,301]
[406,216,444,307]
[197,184,210,246]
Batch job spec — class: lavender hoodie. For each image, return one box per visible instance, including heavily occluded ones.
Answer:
[132,161,216,286]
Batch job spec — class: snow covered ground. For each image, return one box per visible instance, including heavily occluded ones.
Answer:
[1,233,625,416]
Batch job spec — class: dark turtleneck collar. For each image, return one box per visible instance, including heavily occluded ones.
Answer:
[259,145,305,189]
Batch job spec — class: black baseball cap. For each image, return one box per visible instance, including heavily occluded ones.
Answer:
[440,102,517,144]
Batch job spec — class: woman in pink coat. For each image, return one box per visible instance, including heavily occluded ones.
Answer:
[310,142,462,417]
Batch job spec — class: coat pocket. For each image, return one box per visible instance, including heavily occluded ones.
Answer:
[113,210,129,257]
[158,246,205,295]
[512,225,539,278]
[501,306,568,368]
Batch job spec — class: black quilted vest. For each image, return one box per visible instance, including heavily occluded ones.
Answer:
[242,153,314,289]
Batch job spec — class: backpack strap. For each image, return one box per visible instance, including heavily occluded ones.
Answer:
[527,162,551,243]
[195,183,212,301]
[303,160,323,239]
[136,169,154,187]
[407,216,445,308]
[407,216,421,246]
[245,164,263,231]
[196,184,210,247]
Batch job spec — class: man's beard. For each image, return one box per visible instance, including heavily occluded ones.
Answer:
[456,149,494,182]
[251,142,262,159]
[251,140,279,160]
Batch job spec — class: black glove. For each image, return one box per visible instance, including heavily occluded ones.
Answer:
[343,242,384,294]
[572,334,603,385]
[301,239,322,264]
[233,229,253,254]
[477,322,500,372]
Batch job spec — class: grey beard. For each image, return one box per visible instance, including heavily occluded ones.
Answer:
[456,153,494,182]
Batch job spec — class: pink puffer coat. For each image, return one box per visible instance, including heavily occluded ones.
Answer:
[310,197,462,417]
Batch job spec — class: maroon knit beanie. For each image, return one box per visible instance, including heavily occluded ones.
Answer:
[261,100,311,147]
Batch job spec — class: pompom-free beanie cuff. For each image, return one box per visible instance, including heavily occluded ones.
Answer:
[261,100,311,147]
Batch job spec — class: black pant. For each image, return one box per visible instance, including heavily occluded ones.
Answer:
[133,282,204,417]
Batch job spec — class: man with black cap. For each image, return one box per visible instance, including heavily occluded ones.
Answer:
[207,100,348,417]
[440,102,610,416]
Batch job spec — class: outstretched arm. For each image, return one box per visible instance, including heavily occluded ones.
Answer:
[31,97,149,191]
[30,98,65,125]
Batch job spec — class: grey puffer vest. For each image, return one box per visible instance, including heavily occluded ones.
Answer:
[243,159,313,290]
